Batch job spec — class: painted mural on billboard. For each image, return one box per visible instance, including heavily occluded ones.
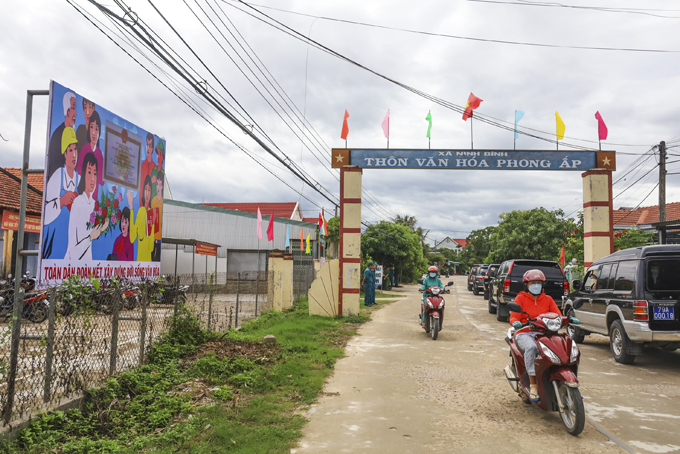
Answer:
[39,80,166,284]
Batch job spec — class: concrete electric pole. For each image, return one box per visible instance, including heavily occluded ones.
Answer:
[659,141,667,243]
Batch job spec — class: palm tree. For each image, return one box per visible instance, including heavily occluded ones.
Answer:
[392,215,418,230]
[415,226,430,247]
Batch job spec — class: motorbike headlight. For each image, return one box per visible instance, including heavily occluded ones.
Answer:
[570,342,580,363]
[438,301,444,309]
[539,341,561,364]
[432,288,440,295]
[542,317,562,332]
[427,301,434,308]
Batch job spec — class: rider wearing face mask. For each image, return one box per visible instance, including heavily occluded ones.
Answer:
[419,266,447,322]
[510,269,579,401]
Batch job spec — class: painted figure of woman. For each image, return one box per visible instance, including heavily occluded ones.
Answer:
[112,207,134,261]
[127,176,155,262]
[76,110,104,200]
[66,153,108,261]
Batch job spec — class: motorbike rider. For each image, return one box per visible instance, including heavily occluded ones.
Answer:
[419,266,448,323]
[510,269,580,402]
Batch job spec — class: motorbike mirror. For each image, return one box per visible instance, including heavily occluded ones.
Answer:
[571,280,582,291]
[572,299,584,310]
[507,302,524,314]
[447,281,454,286]
[417,279,423,285]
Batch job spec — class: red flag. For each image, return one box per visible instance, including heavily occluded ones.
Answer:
[266,214,274,241]
[462,93,483,121]
[560,246,565,267]
[322,209,329,235]
[595,111,608,141]
[318,213,323,232]
[340,110,350,140]
[300,228,304,251]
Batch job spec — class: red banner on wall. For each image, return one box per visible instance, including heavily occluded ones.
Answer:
[1,210,42,233]
[196,242,217,256]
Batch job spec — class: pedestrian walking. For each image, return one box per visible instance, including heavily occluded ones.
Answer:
[362,262,377,306]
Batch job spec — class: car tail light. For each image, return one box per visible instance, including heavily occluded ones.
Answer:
[634,300,648,321]
[564,282,570,296]
[503,278,510,293]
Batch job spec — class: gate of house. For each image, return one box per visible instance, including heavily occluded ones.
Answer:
[291,239,315,300]
[331,148,617,316]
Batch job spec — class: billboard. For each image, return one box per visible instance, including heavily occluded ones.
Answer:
[39,81,166,284]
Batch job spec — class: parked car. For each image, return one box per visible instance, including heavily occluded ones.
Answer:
[564,245,680,364]
[489,259,569,322]
[472,265,489,296]
[467,265,481,291]
[482,264,501,300]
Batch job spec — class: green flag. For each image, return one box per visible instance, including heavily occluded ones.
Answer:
[425,111,432,138]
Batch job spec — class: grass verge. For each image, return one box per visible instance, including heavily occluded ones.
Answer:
[1,299,370,454]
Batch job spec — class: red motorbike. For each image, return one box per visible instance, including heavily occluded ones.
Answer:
[503,301,586,435]
[418,281,453,340]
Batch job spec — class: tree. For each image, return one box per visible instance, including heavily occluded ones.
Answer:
[327,216,339,245]
[361,221,426,283]
[392,215,418,230]
[615,229,654,251]
[462,226,496,265]
[486,208,576,263]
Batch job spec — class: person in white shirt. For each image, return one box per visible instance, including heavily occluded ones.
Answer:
[42,127,79,259]
[66,153,108,261]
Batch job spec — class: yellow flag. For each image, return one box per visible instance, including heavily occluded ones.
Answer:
[555,111,565,140]
[305,233,311,254]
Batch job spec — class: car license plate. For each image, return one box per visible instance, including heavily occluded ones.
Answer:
[653,306,675,321]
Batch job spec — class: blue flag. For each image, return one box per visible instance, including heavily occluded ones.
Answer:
[285,224,290,248]
[514,110,525,139]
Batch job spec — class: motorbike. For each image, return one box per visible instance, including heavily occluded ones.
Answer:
[122,284,140,310]
[503,301,586,436]
[0,288,50,323]
[418,280,454,340]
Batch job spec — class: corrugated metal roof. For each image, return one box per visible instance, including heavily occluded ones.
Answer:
[162,200,318,257]
[200,202,299,220]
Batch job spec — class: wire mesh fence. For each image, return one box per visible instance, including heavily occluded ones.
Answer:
[0,271,271,426]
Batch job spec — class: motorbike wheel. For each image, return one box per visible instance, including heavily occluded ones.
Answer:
[430,316,439,340]
[29,303,48,323]
[557,382,585,436]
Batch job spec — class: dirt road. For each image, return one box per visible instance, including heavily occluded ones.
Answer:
[293,278,678,453]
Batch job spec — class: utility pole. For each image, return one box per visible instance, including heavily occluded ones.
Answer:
[659,141,667,244]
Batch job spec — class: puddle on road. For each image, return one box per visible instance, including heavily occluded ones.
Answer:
[628,440,680,453]
[585,401,680,423]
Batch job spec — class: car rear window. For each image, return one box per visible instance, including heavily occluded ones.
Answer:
[511,262,564,279]
[646,259,680,291]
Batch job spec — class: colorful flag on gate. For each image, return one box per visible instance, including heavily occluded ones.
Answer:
[322,209,329,236]
[595,111,608,141]
[285,224,290,248]
[555,111,566,140]
[425,111,432,138]
[560,246,565,267]
[305,233,311,254]
[300,228,304,251]
[341,110,350,140]
[266,213,274,241]
[462,93,483,121]
[318,213,324,235]
[256,208,263,240]
[514,110,525,139]
[382,109,390,139]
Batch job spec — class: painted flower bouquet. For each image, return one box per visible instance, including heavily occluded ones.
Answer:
[86,185,124,235]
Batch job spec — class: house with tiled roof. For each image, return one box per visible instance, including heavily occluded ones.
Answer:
[434,237,467,251]
[613,202,680,243]
[200,202,304,221]
[0,168,44,276]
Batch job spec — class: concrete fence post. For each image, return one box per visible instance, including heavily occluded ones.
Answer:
[43,287,58,402]
[109,288,121,376]
[2,290,24,423]
[139,289,148,365]
[235,272,240,328]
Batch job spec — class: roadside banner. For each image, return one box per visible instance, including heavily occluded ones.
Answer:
[2,210,42,233]
[196,242,218,257]
[38,80,166,284]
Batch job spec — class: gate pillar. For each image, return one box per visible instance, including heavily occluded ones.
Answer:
[582,170,614,267]
[339,167,363,315]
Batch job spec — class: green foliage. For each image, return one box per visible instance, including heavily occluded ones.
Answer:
[361,221,426,283]
[486,208,576,263]
[563,212,584,265]
[326,216,340,246]
[462,226,496,265]
[615,228,655,251]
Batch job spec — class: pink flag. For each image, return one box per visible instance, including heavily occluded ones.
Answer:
[381,109,390,139]
[595,111,608,141]
[266,213,274,241]
[256,208,263,240]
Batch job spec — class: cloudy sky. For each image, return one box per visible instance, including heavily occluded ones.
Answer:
[2,0,680,244]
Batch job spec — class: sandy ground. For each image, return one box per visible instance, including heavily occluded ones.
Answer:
[293,278,635,454]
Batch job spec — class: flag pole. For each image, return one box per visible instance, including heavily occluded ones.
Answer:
[387,116,390,149]
[429,137,430,149]
[599,140,601,151]
[513,111,516,150]
[470,114,474,150]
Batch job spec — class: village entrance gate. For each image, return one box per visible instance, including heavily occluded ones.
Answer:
[329,148,617,316]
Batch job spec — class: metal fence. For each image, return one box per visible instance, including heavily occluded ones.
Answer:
[0,271,271,426]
